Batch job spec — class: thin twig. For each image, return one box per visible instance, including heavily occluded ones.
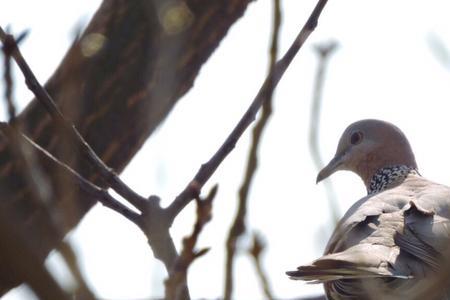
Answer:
[0,123,141,224]
[166,0,329,223]
[309,41,340,224]
[164,186,217,300]
[2,28,15,121]
[0,1,330,297]
[1,32,96,299]
[224,0,281,298]
[0,31,72,300]
[0,26,148,212]
[248,233,275,300]
[0,28,188,297]
[1,30,51,211]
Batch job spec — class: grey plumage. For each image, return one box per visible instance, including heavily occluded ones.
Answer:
[287,120,450,300]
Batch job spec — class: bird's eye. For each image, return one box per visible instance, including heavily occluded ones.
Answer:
[350,131,363,145]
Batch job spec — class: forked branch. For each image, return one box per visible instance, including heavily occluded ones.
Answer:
[165,186,217,300]
[0,27,148,212]
[0,1,329,298]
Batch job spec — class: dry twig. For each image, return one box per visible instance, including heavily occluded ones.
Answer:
[224,0,281,298]
[2,27,19,121]
[165,186,217,300]
[166,0,329,224]
[0,26,148,212]
[0,123,140,223]
[0,4,257,296]
[0,31,69,300]
[248,233,275,300]
[0,0,329,298]
[1,31,95,300]
[0,26,186,298]
[309,41,339,224]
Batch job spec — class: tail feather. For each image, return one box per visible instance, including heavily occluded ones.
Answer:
[286,246,411,283]
[286,265,409,284]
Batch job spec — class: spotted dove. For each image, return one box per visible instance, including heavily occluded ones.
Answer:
[287,119,450,300]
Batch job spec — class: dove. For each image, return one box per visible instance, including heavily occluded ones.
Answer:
[287,119,450,300]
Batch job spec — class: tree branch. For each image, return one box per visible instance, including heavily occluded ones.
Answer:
[0,26,148,212]
[0,1,330,298]
[248,233,275,300]
[0,31,71,300]
[1,27,188,298]
[309,41,340,224]
[165,186,217,300]
[166,0,329,223]
[224,0,281,298]
[0,123,140,224]
[0,3,254,294]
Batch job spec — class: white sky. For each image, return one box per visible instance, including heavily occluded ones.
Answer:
[2,0,450,299]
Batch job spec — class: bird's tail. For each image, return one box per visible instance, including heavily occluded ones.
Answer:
[286,247,411,283]
[286,262,405,284]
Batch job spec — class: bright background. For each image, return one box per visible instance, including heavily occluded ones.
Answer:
[1,0,450,299]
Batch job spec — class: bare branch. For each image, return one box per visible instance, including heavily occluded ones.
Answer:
[0,26,148,212]
[0,31,72,300]
[2,28,17,121]
[1,31,96,299]
[1,31,50,213]
[248,233,275,300]
[164,186,217,300]
[0,27,189,297]
[0,123,140,224]
[0,2,257,296]
[0,1,331,298]
[309,41,338,169]
[309,41,340,223]
[224,0,282,297]
[166,0,329,223]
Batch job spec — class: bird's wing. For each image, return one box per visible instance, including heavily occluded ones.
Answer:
[287,208,409,283]
[288,175,450,283]
[287,177,450,283]
[324,187,411,255]
[286,243,409,283]
[394,179,450,273]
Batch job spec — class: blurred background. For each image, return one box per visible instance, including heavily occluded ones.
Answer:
[1,0,450,299]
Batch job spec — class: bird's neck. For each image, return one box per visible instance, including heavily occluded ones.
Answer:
[366,165,419,194]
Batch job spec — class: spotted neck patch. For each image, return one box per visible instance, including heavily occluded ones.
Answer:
[368,165,419,195]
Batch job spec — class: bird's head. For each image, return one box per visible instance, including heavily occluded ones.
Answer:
[316,119,417,188]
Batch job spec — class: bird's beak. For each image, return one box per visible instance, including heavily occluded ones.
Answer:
[316,154,344,183]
